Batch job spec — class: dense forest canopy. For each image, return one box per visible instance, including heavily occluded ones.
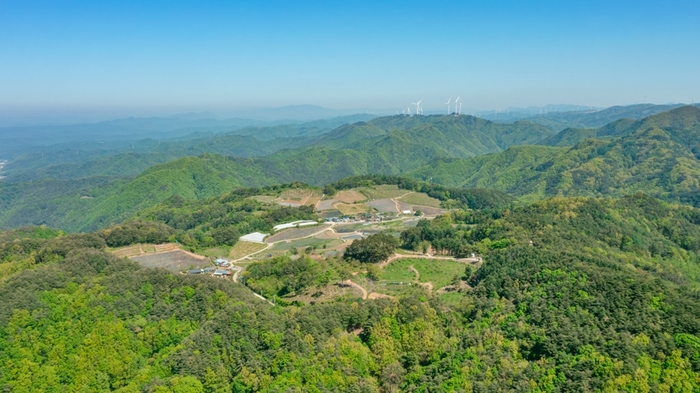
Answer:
[2,106,700,391]
[4,106,697,232]
[2,191,700,391]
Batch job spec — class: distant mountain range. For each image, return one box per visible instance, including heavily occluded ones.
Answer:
[411,105,700,204]
[2,104,700,232]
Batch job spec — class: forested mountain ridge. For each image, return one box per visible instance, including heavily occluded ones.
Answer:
[412,106,700,205]
[0,115,553,231]
[2,194,700,390]
[3,115,378,182]
[1,107,699,233]
[538,105,700,147]
[523,103,686,132]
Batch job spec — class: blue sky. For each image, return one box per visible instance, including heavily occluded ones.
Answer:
[1,0,698,118]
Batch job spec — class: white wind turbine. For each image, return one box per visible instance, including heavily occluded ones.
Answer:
[412,100,422,115]
[454,96,461,115]
[407,106,412,115]
[445,97,452,114]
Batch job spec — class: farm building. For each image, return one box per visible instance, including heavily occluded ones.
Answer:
[240,232,269,243]
[214,269,232,277]
[273,220,318,231]
[187,269,204,274]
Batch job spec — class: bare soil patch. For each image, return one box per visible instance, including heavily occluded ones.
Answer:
[265,224,331,243]
[334,190,367,203]
[398,192,442,208]
[366,199,398,213]
[334,202,369,215]
[131,250,208,273]
[358,185,406,199]
[411,205,447,217]
[316,199,337,211]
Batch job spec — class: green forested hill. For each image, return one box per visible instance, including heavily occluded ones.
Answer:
[412,106,700,204]
[0,115,553,231]
[524,103,684,132]
[2,107,699,232]
[2,194,700,391]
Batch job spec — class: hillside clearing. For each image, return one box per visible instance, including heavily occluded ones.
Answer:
[333,190,367,203]
[230,241,268,259]
[334,202,369,215]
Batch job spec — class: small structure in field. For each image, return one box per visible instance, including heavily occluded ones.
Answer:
[273,220,318,231]
[213,269,232,277]
[240,232,269,243]
[188,268,204,274]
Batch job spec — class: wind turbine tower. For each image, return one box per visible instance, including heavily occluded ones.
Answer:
[454,96,461,116]
[412,100,422,115]
[445,97,452,114]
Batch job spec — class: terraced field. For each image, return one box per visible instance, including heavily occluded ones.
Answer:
[358,185,407,199]
[333,190,367,203]
[366,199,397,213]
[265,224,331,243]
[334,202,369,215]
[398,192,441,208]
[230,241,268,259]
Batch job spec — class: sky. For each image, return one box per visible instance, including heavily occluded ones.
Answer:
[1,0,699,122]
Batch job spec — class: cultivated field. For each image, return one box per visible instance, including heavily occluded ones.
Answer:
[279,189,322,206]
[270,237,342,251]
[265,224,331,243]
[111,243,178,258]
[334,202,369,215]
[230,241,268,259]
[358,185,407,200]
[366,199,398,213]
[396,201,412,212]
[333,190,367,203]
[315,199,337,211]
[131,250,208,272]
[398,192,441,208]
[412,206,445,217]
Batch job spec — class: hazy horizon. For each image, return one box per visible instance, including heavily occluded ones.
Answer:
[2,0,698,125]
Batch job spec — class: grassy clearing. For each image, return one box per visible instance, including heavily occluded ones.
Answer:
[382,258,465,288]
[131,250,208,273]
[381,262,417,282]
[334,190,367,203]
[399,192,441,208]
[334,202,369,215]
[230,241,268,259]
[270,237,337,251]
[439,291,466,307]
[281,188,321,199]
[200,247,230,259]
[358,185,407,199]
[251,195,277,204]
[373,282,423,297]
